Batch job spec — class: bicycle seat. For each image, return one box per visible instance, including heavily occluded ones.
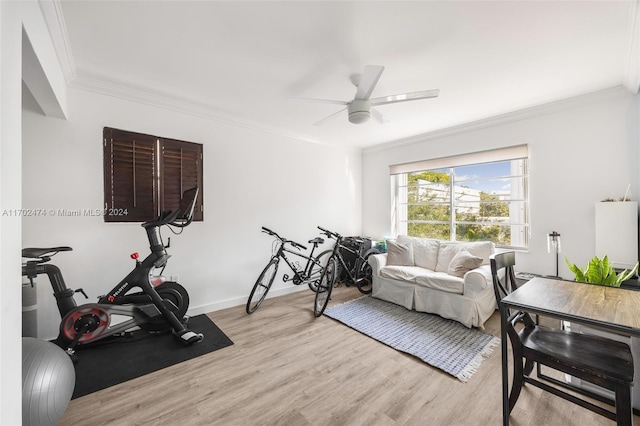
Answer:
[22,246,72,259]
[308,237,324,245]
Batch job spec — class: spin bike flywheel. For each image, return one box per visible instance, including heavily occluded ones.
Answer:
[138,281,190,332]
[60,305,110,343]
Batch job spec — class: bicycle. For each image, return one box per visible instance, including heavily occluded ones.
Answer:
[22,187,204,356]
[314,226,381,317]
[246,227,332,313]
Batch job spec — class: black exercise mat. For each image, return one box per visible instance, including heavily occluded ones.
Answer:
[70,314,233,399]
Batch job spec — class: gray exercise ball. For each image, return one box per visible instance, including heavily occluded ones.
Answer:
[22,337,75,426]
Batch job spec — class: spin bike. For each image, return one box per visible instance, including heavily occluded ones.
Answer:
[21,187,204,355]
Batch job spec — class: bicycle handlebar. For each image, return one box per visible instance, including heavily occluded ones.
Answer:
[261,227,306,251]
[318,226,342,241]
[261,226,276,236]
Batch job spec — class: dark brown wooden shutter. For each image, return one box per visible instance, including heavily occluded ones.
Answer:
[103,127,203,223]
[103,128,157,222]
[160,138,203,221]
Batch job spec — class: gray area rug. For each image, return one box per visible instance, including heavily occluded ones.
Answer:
[324,296,499,382]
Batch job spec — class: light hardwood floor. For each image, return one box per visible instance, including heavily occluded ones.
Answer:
[59,286,636,425]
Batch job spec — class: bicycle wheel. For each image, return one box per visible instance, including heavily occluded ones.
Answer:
[314,257,336,317]
[356,248,382,294]
[246,257,279,313]
[308,249,332,292]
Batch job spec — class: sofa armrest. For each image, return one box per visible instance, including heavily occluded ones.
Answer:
[463,265,494,297]
[369,253,387,275]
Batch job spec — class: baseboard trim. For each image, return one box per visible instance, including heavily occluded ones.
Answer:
[187,285,308,316]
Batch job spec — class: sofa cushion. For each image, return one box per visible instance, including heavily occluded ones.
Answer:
[447,249,483,278]
[415,272,464,294]
[386,240,414,266]
[435,241,494,272]
[379,265,432,282]
[398,235,439,271]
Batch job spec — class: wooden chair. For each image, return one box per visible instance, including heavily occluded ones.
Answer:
[490,252,635,425]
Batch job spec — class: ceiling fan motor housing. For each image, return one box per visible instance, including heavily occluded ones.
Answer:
[348,100,371,124]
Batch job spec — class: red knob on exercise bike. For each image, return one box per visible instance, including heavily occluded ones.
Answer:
[130,252,139,260]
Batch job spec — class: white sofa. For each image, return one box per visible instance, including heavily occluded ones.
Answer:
[369,235,497,328]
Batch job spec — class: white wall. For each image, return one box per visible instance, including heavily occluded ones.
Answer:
[362,87,640,278]
[2,1,69,423]
[22,86,362,339]
[0,3,23,424]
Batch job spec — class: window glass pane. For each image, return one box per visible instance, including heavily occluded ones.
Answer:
[456,223,510,245]
[455,200,515,221]
[407,222,450,240]
[408,204,450,222]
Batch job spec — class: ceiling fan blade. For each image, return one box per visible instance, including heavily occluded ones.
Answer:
[355,65,385,100]
[371,108,388,124]
[313,107,347,126]
[289,97,349,106]
[371,89,440,106]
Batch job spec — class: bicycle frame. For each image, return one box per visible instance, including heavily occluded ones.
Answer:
[261,227,326,286]
[277,243,323,285]
[316,226,380,295]
[333,243,364,285]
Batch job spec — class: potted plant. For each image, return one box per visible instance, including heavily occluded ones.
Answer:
[565,255,638,287]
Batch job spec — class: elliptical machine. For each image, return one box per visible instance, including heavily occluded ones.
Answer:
[22,187,204,355]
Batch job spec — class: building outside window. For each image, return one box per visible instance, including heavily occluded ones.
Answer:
[391,145,529,249]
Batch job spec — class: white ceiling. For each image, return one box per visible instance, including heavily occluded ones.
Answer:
[58,1,637,149]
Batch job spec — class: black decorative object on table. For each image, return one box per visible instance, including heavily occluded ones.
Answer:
[546,230,562,279]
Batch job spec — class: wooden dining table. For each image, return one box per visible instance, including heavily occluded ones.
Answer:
[499,277,640,425]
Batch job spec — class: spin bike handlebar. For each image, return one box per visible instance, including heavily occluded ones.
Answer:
[142,187,199,257]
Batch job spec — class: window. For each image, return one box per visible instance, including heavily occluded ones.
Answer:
[391,146,529,249]
[103,127,203,223]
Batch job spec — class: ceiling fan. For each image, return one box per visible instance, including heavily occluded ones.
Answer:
[293,65,439,126]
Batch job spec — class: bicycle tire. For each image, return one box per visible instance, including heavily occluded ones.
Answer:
[333,256,344,287]
[246,257,279,313]
[308,249,332,292]
[356,248,382,294]
[314,257,336,317]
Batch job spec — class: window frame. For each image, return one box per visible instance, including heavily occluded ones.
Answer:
[391,147,529,249]
[103,127,203,223]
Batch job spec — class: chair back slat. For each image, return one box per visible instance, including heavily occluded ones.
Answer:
[490,251,517,303]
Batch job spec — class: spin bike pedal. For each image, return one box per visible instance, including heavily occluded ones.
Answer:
[174,329,204,345]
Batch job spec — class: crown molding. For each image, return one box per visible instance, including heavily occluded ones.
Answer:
[623,0,640,94]
[363,86,629,155]
[68,73,350,149]
[38,0,76,84]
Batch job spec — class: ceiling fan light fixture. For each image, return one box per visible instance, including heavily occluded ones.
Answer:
[348,111,370,124]
[348,99,371,124]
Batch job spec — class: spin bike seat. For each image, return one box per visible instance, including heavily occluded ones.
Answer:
[22,246,73,259]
